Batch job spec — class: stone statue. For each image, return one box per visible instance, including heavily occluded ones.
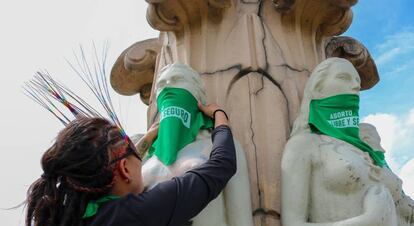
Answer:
[281,57,398,226]
[359,123,414,226]
[111,1,383,225]
[141,63,254,226]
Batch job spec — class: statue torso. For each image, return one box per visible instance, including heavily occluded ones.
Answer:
[142,130,212,188]
[309,134,384,222]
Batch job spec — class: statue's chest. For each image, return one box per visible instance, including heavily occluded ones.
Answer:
[167,138,214,175]
[177,139,213,160]
[313,135,381,194]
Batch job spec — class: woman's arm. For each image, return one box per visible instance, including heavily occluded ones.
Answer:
[134,122,159,157]
[125,102,236,226]
[129,125,236,226]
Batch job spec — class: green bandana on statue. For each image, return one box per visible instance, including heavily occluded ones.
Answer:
[147,87,213,165]
[309,94,387,167]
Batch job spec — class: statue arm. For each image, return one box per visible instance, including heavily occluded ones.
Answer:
[281,134,316,226]
[223,141,254,226]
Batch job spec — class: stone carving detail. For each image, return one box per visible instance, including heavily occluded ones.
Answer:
[326,36,379,90]
[146,0,231,32]
[360,123,414,226]
[110,38,161,105]
[111,1,388,225]
[271,0,295,13]
[282,58,398,226]
[146,4,182,32]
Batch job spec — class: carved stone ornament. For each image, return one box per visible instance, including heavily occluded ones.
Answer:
[111,1,389,225]
[272,0,295,13]
[145,0,231,32]
[110,38,161,105]
[325,36,379,90]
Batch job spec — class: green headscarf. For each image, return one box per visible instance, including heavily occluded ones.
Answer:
[309,94,387,167]
[147,87,213,165]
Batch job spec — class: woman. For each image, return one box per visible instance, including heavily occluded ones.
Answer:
[281,57,397,226]
[24,54,237,226]
[26,103,235,226]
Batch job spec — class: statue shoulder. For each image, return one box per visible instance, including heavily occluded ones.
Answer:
[282,133,318,166]
[285,132,318,151]
[281,133,318,183]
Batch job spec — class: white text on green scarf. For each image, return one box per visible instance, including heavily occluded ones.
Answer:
[328,110,359,128]
[160,106,191,128]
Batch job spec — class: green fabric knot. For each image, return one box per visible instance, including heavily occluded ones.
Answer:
[83,195,120,219]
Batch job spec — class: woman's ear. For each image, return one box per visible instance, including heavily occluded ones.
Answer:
[117,159,131,183]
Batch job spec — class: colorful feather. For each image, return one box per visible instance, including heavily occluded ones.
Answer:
[23,43,128,140]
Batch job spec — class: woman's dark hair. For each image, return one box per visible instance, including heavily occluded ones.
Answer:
[25,117,127,226]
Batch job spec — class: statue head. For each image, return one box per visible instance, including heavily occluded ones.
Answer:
[359,123,385,152]
[305,57,361,99]
[155,63,207,104]
[291,57,361,135]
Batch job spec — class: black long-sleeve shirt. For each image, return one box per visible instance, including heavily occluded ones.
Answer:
[85,125,237,226]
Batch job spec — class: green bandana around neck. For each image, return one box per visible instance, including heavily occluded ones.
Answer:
[308,94,386,167]
[147,87,213,165]
[82,195,120,219]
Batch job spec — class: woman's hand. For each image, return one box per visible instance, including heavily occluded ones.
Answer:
[197,102,221,118]
[198,102,228,127]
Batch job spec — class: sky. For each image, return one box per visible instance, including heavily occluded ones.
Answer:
[0,0,413,225]
[345,0,414,194]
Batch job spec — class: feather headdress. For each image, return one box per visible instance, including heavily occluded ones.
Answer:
[23,44,128,140]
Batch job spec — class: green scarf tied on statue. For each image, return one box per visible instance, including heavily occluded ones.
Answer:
[308,94,387,167]
[147,87,214,165]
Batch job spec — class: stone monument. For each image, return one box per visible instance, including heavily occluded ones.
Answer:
[110,1,381,225]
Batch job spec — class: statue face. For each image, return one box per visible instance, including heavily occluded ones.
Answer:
[156,63,206,103]
[317,60,361,97]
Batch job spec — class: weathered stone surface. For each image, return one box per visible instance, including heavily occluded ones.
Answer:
[110,38,160,105]
[271,0,295,13]
[325,36,379,90]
